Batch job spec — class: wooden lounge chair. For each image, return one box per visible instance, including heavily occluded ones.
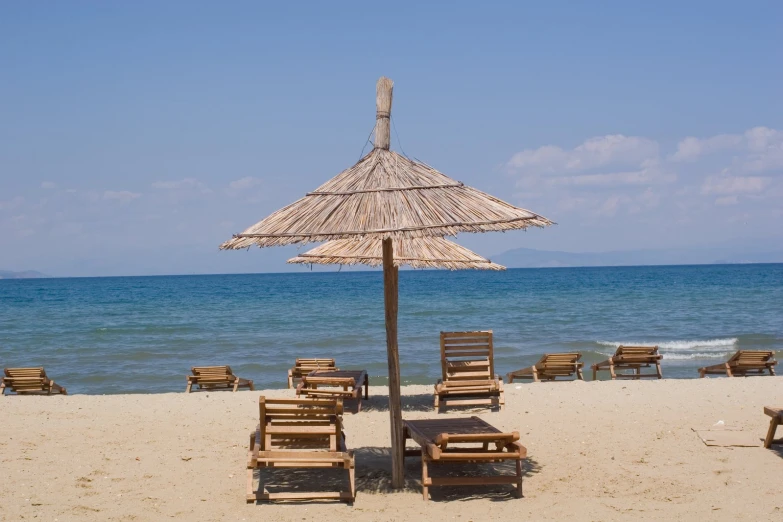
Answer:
[591,345,663,380]
[506,353,584,383]
[434,331,504,412]
[698,350,777,378]
[403,416,526,501]
[296,370,369,412]
[246,396,355,503]
[185,366,254,393]
[764,407,783,449]
[287,358,338,389]
[1,367,67,396]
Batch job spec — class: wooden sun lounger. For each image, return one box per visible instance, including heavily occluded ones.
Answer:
[764,407,783,449]
[1,367,67,396]
[403,416,526,501]
[698,350,777,378]
[185,366,254,393]
[591,345,663,380]
[506,353,584,383]
[296,370,369,412]
[246,396,355,503]
[434,331,504,411]
[287,358,338,389]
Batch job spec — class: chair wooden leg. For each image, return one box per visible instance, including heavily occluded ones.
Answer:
[592,366,598,380]
[421,452,429,501]
[609,363,616,380]
[576,368,584,380]
[516,458,524,498]
[770,367,776,376]
[765,417,780,449]
[186,381,192,393]
[233,379,239,392]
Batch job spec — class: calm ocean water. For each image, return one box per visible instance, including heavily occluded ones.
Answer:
[1,264,781,394]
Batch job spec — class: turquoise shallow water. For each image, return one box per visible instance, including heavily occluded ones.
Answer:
[1,264,781,394]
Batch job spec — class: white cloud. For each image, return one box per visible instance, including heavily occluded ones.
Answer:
[701,176,769,195]
[103,190,141,202]
[508,135,659,174]
[0,196,25,211]
[549,167,675,187]
[715,196,738,206]
[671,134,743,162]
[152,178,210,192]
[41,181,57,189]
[228,176,262,190]
[672,127,783,173]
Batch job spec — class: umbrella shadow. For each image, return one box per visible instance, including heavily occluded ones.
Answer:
[354,446,542,501]
[361,393,435,413]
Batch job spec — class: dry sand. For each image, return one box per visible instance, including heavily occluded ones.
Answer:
[1,378,782,521]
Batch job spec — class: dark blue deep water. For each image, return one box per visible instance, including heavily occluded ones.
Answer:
[1,264,781,394]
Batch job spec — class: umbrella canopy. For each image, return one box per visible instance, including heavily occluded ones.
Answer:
[221,77,552,488]
[220,78,551,250]
[288,236,506,270]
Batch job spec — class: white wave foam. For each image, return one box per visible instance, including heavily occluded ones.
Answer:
[596,338,737,351]
[660,352,733,361]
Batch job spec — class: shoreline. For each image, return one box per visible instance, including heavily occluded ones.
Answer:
[2,378,782,520]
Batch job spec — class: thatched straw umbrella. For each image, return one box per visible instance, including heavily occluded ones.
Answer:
[288,236,506,270]
[221,77,552,488]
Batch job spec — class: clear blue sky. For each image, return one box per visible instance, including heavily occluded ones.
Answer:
[1,1,781,276]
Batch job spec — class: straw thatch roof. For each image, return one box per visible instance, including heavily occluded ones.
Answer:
[220,148,552,249]
[288,236,506,270]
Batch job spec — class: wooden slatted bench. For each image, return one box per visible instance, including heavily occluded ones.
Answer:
[764,407,783,449]
[403,416,526,501]
[247,396,355,503]
[591,346,663,380]
[287,358,338,389]
[296,370,369,412]
[506,353,584,383]
[186,366,254,393]
[434,331,504,411]
[699,350,777,378]
[1,367,67,396]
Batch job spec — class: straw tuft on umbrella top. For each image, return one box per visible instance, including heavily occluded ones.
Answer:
[288,236,506,270]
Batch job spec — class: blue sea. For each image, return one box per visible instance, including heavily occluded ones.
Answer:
[1,264,781,394]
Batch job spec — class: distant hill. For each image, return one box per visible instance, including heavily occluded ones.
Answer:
[0,270,50,279]
[492,247,783,269]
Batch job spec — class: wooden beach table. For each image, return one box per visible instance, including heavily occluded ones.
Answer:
[185,366,254,393]
[287,358,338,389]
[591,345,663,380]
[247,396,355,503]
[764,407,783,449]
[296,370,369,412]
[403,416,526,501]
[1,367,67,396]
[698,350,777,378]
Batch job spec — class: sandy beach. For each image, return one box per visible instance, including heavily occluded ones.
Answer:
[1,378,782,521]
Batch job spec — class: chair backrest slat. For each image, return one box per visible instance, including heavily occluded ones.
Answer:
[441,331,494,381]
[259,397,343,451]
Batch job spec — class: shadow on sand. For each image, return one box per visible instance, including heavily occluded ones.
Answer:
[248,446,542,504]
[354,446,542,502]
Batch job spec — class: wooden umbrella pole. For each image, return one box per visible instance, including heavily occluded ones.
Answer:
[382,237,404,489]
[376,77,403,488]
